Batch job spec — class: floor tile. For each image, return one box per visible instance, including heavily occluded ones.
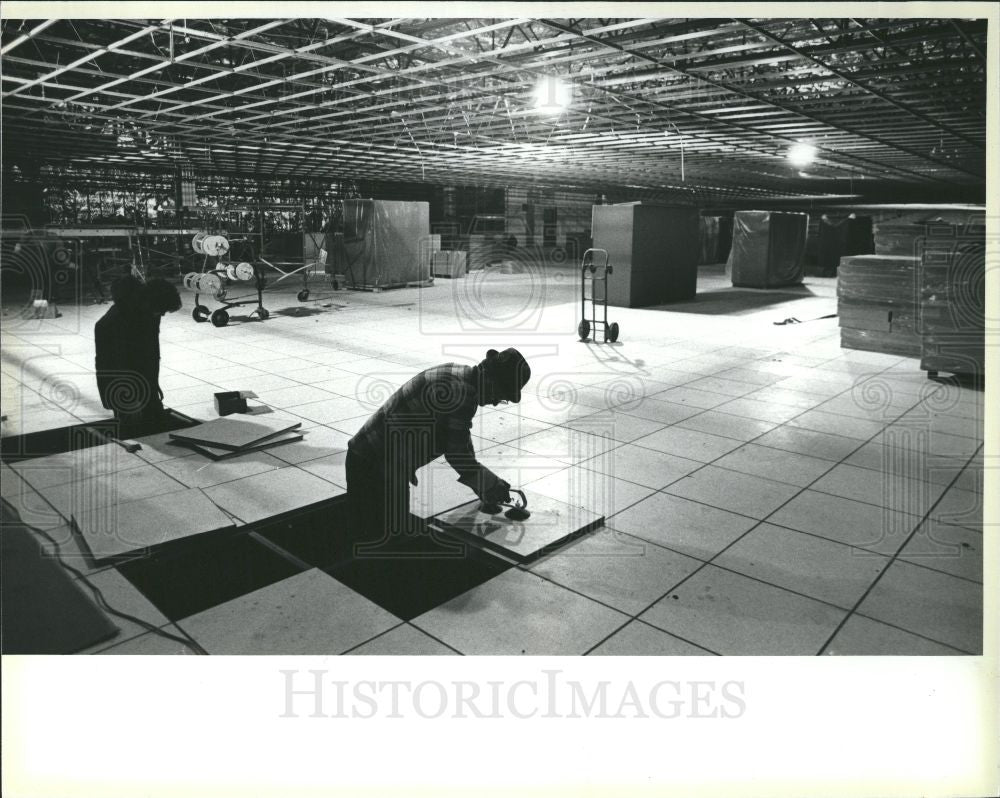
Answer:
[528,527,701,615]
[562,411,666,444]
[203,466,344,523]
[578,442,702,489]
[0,476,65,530]
[928,487,982,531]
[432,491,604,563]
[152,450,285,489]
[788,410,887,440]
[346,624,456,655]
[410,460,481,519]
[873,428,981,459]
[411,568,627,655]
[587,620,715,655]
[267,426,351,465]
[713,397,806,424]
[516,425,619,464]
[897,522,982,583]
[684,376,759,397]
[769,490,920,555]
[11,443,143,490]
[664,466,800,519]
[296,450,349,487]
[744,386,831,409]
[474,443,569,487]
[96,625,199,655]
[608,492,757,561]
[842,440,966,487]
[522,466,656,518]
[651,386,732,410]
[472,409,551,444]
[39,464,187,521]
[677,411,778,442]
[632,426,743,462]
[131,430,200,464]
[257,383,340,408]
[616,397,701,426]
[712,443,835,487]
[286,395,367,424]
[811,463,947,516]
[714,523,889,608]
[752,425,863,462]
[640,564,846,655]
[73,488,238,562]
[179,569,400,654]
[855,560,982,653]
[822,615,963,656]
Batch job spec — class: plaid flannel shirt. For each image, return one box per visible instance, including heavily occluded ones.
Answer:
[347,363,501,497]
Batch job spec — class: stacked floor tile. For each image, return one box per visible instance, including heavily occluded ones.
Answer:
[837,254,921,356]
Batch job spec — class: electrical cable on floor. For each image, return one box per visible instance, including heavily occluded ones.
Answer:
[27,518,208,655]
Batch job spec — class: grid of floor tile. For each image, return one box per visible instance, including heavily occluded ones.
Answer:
[0,265,986,655]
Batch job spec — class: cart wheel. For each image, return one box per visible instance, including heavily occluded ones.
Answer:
[577,319,591,341]
[297,289,310,302]
[257,307,270,320]
[192,305,210,323]
[609,322,620,343]
[210,308,229,327]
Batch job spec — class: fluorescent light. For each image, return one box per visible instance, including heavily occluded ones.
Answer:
[533,76,572,114]
[788,141,817,168]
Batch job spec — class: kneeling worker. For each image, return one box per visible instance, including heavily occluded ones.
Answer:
[346,347,531,546]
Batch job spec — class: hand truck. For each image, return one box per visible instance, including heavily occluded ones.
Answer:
[578,248,620,343]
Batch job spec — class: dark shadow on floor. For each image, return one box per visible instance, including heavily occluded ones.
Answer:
[651,285,818,315]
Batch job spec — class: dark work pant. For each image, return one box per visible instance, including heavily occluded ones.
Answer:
[345,449,419,556]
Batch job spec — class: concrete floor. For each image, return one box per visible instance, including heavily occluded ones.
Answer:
[0,263,985,654]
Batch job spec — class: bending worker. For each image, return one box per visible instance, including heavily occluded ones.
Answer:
[346,347,531,546]
[94,274,182,436]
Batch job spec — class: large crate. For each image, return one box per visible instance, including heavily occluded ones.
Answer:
[729,210,808,288]
[329,199,431,289]
[591,202,699,307]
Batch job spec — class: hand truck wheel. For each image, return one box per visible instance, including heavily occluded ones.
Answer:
[297,289,310,302]
[608,322,620,343]
[210,308,229,327]
[257,307,270,320]
[577,319,591,341]
[192,305,210,322]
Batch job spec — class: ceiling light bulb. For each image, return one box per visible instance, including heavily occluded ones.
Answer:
[788,142,817,168]
[533,76,572,114]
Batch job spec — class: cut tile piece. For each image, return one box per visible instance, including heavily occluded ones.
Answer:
[412,567,627,655]
[578,442,701,490]
[168,415,301,451]
[752,425,862,462]
[202,466,344,524]
[898,522,982,583]
[855,560,982,653]
[823,615,963,656]
[73,488,237,562]
[640,564,846,655]
[676,411,778,442]
[431,493,603,564]
[712,443,835,487]
[347,624,456,655]
[769,490,920,556]
[632,426,742,462]
[713,523,888,608]
[587,620,715,656]
[664,466,800,519]
[179,569,400,654]
[608,492,757,561]
[529,527,701,615]
[176,431,304,461]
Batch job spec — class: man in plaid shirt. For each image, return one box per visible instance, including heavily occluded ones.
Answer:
[346,348,530,545]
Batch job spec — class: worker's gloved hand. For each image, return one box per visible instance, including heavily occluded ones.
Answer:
[483,479,511,506]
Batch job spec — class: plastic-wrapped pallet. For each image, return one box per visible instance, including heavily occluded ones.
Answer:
[728,210,808,288]
[837,255,921,356]
[330,199,430,289]
[432,250,467,278]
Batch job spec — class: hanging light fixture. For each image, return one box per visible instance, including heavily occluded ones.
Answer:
[787,141,817,168]
[533,75,572,114]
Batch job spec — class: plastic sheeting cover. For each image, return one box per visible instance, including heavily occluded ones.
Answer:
[330,199,430,288]
[728,210,808,288]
